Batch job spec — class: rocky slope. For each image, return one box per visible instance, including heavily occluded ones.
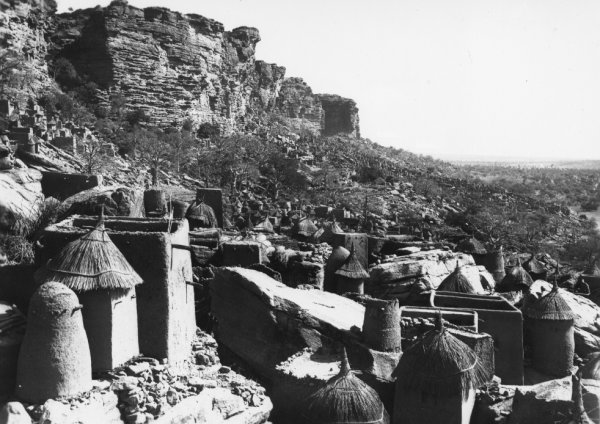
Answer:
[45,0,359,137]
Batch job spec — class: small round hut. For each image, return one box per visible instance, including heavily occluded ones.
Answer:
[496,257,534,293]
[335,244,370,295]
[294,216,319,239]
[186,200,218,229]
[319,220,344,244]
[169,199,189,220]
[521,281,575,377]
[34,214,143,372]
[486,246,506,284]
[254,216,274,234]
[523,254,548,281]
[393,313,488,424]
[438,261,477,294]
[362,297,402,352]
[324,246,350,293]
[144,188,167,217]
[303,349,389,424]
[16,282,92,403]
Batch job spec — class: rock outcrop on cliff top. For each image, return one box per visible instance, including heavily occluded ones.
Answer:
[45,0,360,137]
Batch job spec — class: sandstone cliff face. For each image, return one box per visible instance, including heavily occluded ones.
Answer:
[47,0,361,137]
[0,0,56,103]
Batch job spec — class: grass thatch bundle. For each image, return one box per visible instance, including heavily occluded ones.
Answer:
[521,281,575,321]
[295,217,318,237]
[496,258,534,292]
[303,348,389,424]
[438,261,476,294]
[335,244,369,280]
[186,201,218,228]
[35,217,142,293]
[456,237,487,255]
[254,216,274,234]
[393,313,488,399]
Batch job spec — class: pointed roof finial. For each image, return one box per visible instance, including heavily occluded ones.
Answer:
[340,347,351,375]
[435,309,444,332]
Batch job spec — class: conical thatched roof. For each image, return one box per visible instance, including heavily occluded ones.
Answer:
[35,215,142,293]
[186,201,218,228]
[254,216,274,234]
[394,315,487,398]
[456,237,487,255]
[335,245,369,280]
[393,313,488,399]
[522,282,575,321]
[318,220,344,243]
[438,261,476,294]
[496,258,534,292]
[303,349,388,424]
[523,254,546,275]
[295,217,318,237]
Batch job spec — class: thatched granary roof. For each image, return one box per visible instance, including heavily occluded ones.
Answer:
[456,237,487,255]
[35,216,142,293]
[254,216,274,234]
[496,258,534,292]
[295,217,318,237]
[521,282,575,321]
[318,220,344,243]
[335,245,369,280]
[303,349,388,424]
[393,313,488,399]
[437,261,476,294]
[186,201,218,228]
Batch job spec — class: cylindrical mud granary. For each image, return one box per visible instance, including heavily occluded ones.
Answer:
[521,282,575,378]
[486,248,505,284]
[335,245,369,296]
[144,188,167,217]
[324,246,350,293]
[15,282,92,403]
[170,200,189,219]
[362,297,402,352]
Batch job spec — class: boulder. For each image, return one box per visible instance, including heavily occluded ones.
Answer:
[508,377,572,424]
[0,169,44,233]
[0,402,31,424]
[367,250,485,299]
[210,267,364,378]
[58,186,144,219]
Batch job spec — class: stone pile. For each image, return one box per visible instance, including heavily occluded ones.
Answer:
[105,330,268,424]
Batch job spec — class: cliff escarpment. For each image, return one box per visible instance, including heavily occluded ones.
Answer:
[46,0,360,137]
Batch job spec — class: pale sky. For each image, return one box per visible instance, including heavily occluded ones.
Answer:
[56,0,600,161]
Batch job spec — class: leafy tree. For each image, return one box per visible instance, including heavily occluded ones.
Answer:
[137,129,172,186]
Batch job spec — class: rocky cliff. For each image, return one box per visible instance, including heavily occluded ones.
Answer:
[0,0,57,102]
[45,0,360,137]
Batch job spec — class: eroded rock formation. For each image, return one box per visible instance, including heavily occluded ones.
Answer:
[45,1,360,137]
